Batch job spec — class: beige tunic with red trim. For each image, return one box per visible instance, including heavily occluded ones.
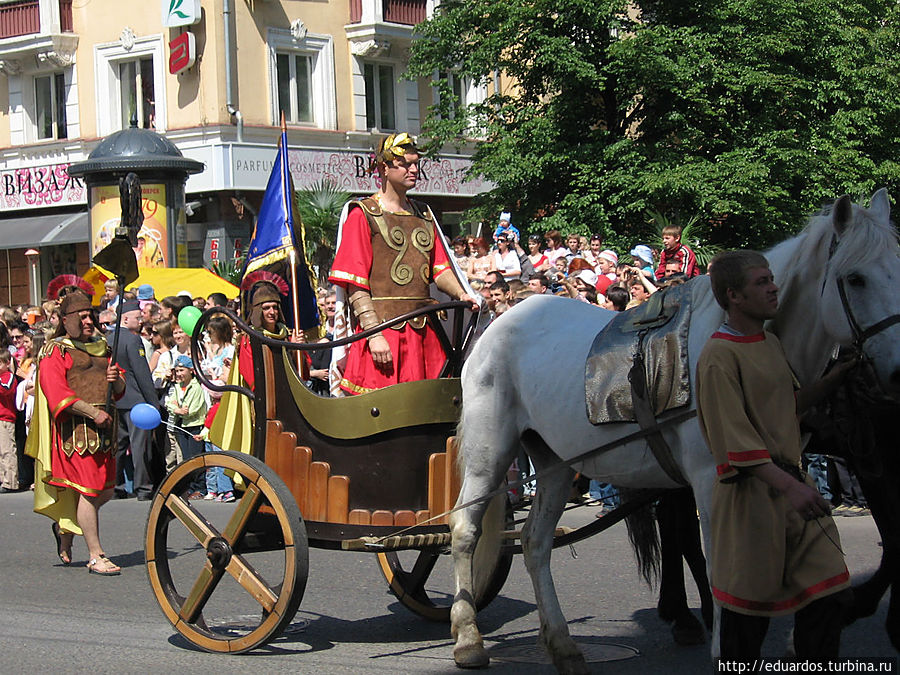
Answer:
[696,330,849,617]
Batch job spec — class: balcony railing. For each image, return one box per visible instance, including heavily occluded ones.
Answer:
[382,0,425,25]
[0,0,73,39]
[0,1,40,39]
[348,0,426,25]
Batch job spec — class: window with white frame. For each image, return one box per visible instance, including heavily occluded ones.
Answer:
[267,29,336,129]
[7,66,78,145]
[118,57,155,129]
[364,62,396,131]
[437,72,486,118]
[95,35,166,135]
[34,72,68,140]
[276,52,313,124]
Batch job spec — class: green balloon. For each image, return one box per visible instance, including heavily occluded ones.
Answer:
[178,306,202,337]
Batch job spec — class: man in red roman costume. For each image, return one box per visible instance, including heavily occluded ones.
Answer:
[328,133,476,395]
[696,250,854,660]
[26,280,125,575]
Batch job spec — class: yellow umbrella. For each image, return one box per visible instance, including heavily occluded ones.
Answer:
[85,266,239,302]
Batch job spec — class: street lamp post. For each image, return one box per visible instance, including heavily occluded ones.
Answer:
[24,248,40,306]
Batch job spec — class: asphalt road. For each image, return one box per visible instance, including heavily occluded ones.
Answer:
[0,489,893,673]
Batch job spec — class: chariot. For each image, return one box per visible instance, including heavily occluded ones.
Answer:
[143,301,643,654]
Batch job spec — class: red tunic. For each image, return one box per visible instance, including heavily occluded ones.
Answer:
[329,203,453,395]
[39,341,118,497]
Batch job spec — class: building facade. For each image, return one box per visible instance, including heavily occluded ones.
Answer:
[0,0,488,305]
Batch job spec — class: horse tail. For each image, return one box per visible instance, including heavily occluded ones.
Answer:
[622,488,660,586]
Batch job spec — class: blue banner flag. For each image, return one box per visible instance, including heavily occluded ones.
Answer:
[242,129,320,330]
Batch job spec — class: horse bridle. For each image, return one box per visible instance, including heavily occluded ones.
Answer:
[835,276,900,350]
[826,233,900,351]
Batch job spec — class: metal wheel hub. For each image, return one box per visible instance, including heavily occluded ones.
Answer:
[206,537,233,569]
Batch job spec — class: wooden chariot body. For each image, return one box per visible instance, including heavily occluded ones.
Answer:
[248,333,464,548]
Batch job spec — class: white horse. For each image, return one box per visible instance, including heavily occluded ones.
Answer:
[450,189,900,673]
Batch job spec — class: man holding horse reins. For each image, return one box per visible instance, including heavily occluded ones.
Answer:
[697,250,857,661]
[328,133,477,395]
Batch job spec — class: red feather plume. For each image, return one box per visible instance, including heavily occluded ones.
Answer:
[47,274,94,300]
[240,270,289,295]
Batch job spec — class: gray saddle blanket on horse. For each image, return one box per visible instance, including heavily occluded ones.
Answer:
[585,283,693,425]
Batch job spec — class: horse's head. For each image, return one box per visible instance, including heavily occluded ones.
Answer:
[820,188,900,395]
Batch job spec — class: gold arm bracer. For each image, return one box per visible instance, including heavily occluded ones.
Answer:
[69,399,103,421]
[434,270,466,300]
[348,290,383,340]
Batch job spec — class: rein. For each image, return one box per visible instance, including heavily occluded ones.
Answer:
[366,407,698,546]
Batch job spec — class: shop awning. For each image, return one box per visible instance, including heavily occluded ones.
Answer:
[0,211,88,250]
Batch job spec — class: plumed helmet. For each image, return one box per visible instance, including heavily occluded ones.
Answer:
[47,274,94,302]
[241,271,288,328]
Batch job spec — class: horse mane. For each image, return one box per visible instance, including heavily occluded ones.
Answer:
[766,196,898,301]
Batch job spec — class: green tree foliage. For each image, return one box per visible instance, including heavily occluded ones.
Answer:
[408,0,900,248]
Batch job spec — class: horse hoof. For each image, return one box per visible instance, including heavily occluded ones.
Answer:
[672,612,706,646]
[554,653,590,675]
[657,601,676,623]
[454,644,490,669]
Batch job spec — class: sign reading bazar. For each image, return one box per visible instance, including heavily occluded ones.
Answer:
[0,163,86,212]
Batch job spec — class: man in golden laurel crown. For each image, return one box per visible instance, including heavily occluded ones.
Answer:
[328,133,477,395]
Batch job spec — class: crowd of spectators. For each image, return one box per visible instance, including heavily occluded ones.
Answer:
[452,217,699,324]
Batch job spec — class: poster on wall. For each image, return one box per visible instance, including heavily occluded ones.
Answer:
[90,184,168,268]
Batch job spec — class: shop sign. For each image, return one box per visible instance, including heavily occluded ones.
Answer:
[0,163,86,212]
[169,31,196,74]
[231,147,489,197]
[163,0,201,27]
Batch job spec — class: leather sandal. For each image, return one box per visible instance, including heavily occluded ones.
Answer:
[87,555,121,576]
[52,522,72,565]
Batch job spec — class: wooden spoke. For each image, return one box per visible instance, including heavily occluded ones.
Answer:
[402,551,440,597]
[164,493,219,546]
[222,482,263,545]
[179,563,225,624]
[225,554,279,614]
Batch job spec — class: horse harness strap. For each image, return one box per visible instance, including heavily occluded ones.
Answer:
[629,331,690,487]
[826,232,900,349]
[836,275,900,348]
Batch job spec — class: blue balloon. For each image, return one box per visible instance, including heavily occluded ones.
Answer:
[130,403,161,430]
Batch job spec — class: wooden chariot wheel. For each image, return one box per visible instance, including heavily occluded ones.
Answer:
[145,451,308,653]
[376,504,514,622]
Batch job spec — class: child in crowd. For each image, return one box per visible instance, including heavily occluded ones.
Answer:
[654,225,699,280]
[493,212,520,243]
[195,402,235,502]
[451,236,470,272]
[165,354,208,498]
[629,245,655,276]
[0,350,18,493]
[548,256,570,294]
